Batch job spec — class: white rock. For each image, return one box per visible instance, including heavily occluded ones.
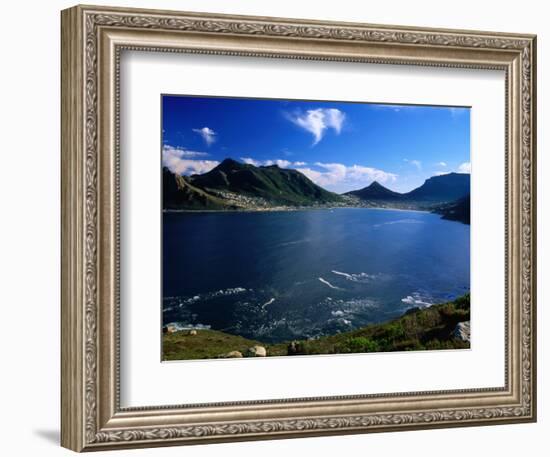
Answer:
[166,324,177,334]
[223,351,243,358]
[453,321,470,342]
[247,345,267,357]
[188,329,197,336]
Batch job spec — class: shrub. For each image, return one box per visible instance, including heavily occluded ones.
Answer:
[381,322,407,341]
[336,337,380,354]
[454,293,470,310]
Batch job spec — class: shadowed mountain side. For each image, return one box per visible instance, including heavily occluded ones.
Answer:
[433,195,471,224]
[346,180,405,201]
[404,172,470,203]
[163,167,236,210]
[345,172,470,206]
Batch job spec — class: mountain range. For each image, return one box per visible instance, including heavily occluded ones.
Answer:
[345,172,470,206]
[163,158,470,223]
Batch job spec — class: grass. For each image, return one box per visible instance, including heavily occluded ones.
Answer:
[162,293,470,361]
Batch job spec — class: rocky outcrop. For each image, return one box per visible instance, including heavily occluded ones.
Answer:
[453,321,470,343]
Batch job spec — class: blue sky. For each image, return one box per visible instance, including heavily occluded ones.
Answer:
[162,95,470,193]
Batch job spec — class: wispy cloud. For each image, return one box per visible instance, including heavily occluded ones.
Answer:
[437,161,447,167]
[286,108,346,145]
[162,145,210,158]
[240,157,307,168]
[192,127,217,146]
[162,145,218,175]
[404,159,422,171]
[296,162,397,192]
[458,161,471,173]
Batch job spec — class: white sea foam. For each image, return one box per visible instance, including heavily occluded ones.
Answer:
[278,238,310,247]
[401,293,433,308]
[331,270,353,280]
[331,270,377,283]
[373,219,425,228]
[211,287,248,298]
[262,298,275,309]
[164,322,211,331]
[172,288,248,308]
[318,277,342,290]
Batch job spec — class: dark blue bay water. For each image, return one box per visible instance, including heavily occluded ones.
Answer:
[162,208,470,343]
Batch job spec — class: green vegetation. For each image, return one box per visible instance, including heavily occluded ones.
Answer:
[162,294,470,361]
[163,329,265,361]
[432,195,470,224]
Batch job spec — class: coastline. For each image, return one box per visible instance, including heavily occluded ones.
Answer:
[163,205,432,215]
[163,294,471,361]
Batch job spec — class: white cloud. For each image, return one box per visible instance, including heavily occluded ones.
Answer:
[287,108,346,145]
[437,161,447,167]
[434,171,451,176]
[240,157,307,168]
[404,159,422,170]
[240,157,261,166]
[192,126,217,146]
[458,161,471,173]
[296,162,397,192]
[162,145,210,158]
[163,145,218,175]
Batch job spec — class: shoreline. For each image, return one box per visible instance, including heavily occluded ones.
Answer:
[163,205,432,215]
[163,293,471,360]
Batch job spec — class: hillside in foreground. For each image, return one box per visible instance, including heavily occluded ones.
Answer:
[163,294,470,361]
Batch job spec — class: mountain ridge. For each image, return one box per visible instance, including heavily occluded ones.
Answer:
[163,159,470,222]
[345,172,470,205]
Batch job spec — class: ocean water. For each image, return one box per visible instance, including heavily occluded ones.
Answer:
[162,208,470,343]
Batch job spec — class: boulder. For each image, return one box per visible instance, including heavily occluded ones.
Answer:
[247,345,267,357]
[188,329,197,336]
[165,324,177,334]
[453,321,470,343]
[223,351,243,358]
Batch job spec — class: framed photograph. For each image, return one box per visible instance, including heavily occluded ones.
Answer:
[61,4,537,452]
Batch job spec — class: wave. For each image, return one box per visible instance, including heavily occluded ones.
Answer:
[373,219,424,228]
[164,322,211,331]
[401,292,433,308]
[318,277,342,290]
[211,287,248,297]
[278,238,310,247]
[262,298,275,309]
[163,287,249,310]
[331,270,377,283]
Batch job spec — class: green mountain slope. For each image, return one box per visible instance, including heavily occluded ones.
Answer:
[189,158,342,206]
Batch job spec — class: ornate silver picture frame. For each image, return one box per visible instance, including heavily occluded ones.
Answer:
[61,4,536,451]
